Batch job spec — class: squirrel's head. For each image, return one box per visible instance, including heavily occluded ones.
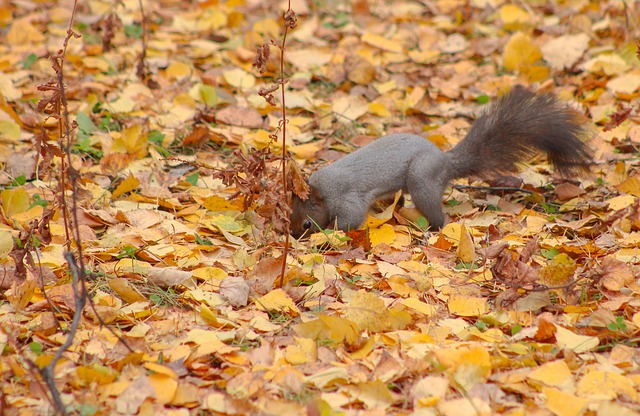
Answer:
[290,186,329,238]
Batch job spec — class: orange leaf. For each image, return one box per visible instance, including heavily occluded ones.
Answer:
[111,174,140,199]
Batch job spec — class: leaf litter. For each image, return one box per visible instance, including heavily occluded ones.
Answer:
[0,0,639,415]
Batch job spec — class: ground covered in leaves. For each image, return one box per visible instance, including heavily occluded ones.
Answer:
[1,0,640,415]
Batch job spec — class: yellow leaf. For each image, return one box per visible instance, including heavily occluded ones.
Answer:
[1,187,30,218]
[83,57,110,72]
[0,8,11,26]
[503,32,542,72]
[499,4,531,30]
[554,325,599,353]
[109,95,136,113]
[201,195,244,212]
[308,230,349,249]
[440,222,462,244]
[0,120,20,141]
[541,34,590,70]
[292,319,325,339]
[202,213,246,233]
[369,102,391,117]
[349,337,376,359]
[222,68,255,91]
[111,174,140,200]
[362,32,403,53]
[76,364,118,386]
[199,304,223,327]
[456,225,475,263]
[198,84,220,107]
[369,224,396,247]
[108,278,146,303]
[607,194,636,210]
[387,275,417,296]
[0,230,14,257]
[333,95,369,121]
[318,315,359,344]
[0,76,22,102]
[617,175,640,197]
[174,92,196,109]
[249,315,280,332]
[293,315,359,345]
[6,276,36,311]
[434,345,492,391]
[144,363,177,379]
[284,337,317,365]
[11,205,44,228]
[253,18,280,39]
[352,380,394,408]
[448,294,488,317]
[112,124,147,158]
[388,308,411,330]
[289,142,323,160]
[583,53,630,76]
[199,8,227,31]
[148,373,178,404]
[306,367,350,389]
[184,328,237,356]
[401,297,437,317]
[128,323,150,338]
[170,382,200,406]
[539,253,577,287]
[249,129,273,148]
[34,354,55,369]
[343,290,390,332]
[543,387,588,416]
[528,360,573,389]
[524,64,550,83]
[365,191,402,229]
[576,370,637,400]
[192,266,228,281]
[6,18,45,45]
[255,289,300,317]
[166,61,192,80]
[202,392,229,412]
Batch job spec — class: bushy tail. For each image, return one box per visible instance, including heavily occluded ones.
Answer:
[447,86,593,179]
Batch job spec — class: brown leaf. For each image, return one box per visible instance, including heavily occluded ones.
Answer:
[220,276,250,307]
[600,257,634,291]
[248,256,283,295]
[534,314,557,342]
[555,182,585,201]
[183,124,211,147]
[147,266,193,288]
[216,106,264,128]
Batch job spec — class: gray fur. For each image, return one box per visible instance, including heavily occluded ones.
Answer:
[290,86,592,238]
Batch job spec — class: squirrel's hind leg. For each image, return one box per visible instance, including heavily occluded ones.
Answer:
[406,158,449,230]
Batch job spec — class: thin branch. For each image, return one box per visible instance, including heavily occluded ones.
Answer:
[278,1,295,287]
[40,252,86,415]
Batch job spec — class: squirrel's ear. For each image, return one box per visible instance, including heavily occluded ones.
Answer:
[310,185,324,202]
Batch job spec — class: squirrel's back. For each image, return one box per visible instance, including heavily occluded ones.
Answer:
[310,133,440,200]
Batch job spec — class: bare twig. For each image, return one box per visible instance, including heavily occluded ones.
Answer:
[136,0,158,88]
[453,184,535,194]
[36,2,91,413]
[40,252,87,415]
[278,1,297,287]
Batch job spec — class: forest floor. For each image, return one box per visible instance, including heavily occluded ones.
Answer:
[1,0,640,415]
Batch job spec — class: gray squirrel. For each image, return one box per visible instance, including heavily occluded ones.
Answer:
[290,86,592,238]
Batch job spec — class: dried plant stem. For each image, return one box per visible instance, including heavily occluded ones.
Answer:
[38,1,90,414]
[278,0,293,287]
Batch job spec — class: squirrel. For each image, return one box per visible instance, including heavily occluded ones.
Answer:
[290,86,592,238]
